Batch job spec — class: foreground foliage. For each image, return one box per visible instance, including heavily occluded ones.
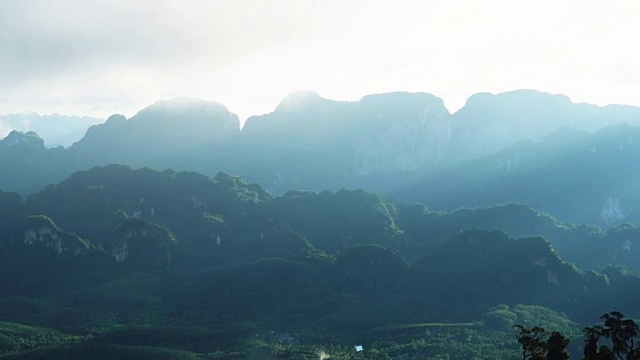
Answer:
[515,311,640,360]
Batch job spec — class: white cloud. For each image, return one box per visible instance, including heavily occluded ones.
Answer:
[0,0,639,124]
[0,122,14,139]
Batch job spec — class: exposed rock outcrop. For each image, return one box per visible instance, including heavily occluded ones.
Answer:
[23,215,91,257]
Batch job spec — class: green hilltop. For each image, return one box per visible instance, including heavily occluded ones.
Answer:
[1,165,640,358]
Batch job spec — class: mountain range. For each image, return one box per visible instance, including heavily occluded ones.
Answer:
[2,89,640,228]
[3,85,640,357]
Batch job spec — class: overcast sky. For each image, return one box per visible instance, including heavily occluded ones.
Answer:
[1,0,639,125]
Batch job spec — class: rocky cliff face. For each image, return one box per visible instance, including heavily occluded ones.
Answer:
[241,89,640,182]
[351,94,451,175]
[240,91,452,189]
[23,216,91,257]
[109,219,176,268]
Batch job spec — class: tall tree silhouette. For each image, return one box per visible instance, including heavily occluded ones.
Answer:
[514,325,570,360]
[546,331,570,360]
[583,311,640,360]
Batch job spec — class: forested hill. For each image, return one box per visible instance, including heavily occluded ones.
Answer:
[0,165,640,358]
[1,165,640,358]
[5,164,640,273]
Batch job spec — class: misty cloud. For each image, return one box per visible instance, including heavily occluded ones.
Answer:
[0,0,638,122]
[0,2,210,86]
[0,1,320,87]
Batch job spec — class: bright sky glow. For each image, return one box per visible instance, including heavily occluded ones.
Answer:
[1,0,639,125]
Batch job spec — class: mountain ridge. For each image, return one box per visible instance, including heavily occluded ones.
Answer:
[2,89,640,228]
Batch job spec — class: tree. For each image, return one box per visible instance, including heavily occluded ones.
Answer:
[514,325,570,360]
[583,325,608,360]
[583,311,640,360]
[514,325,550,360]
[546,331,570,360]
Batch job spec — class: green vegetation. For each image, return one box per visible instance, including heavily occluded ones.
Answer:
[514,311,640,360]
[0,322,81,355]
[2,166,640,358]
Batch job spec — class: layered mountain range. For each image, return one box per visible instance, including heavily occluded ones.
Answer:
[3,91,640,357]
[0,112,103,148]
[2,89,640,225]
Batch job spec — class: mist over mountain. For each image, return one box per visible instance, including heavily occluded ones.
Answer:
[4,0,640,355]
[4,89,639,208]
[1,93,639,356]
[0,112,103,148]
[0,130,68,195]
[450,89,640,159]
[239,91,451,192]
[70,98,241,169]
[391,121,640,225]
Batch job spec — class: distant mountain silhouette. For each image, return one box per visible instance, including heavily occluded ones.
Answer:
[70,98,241,170]
[0,130,68,195]
[239,91,451,192]
[391,121,640,225]
[0,112,103,148]
[450,89,640,159]
[2,90,640,225]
